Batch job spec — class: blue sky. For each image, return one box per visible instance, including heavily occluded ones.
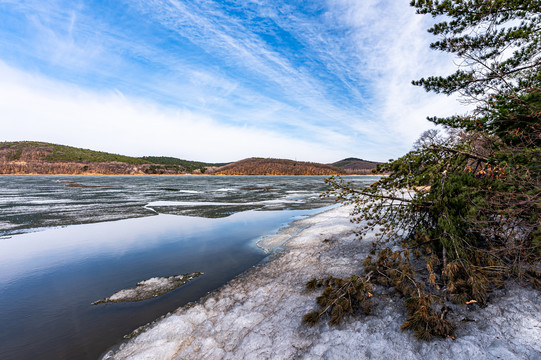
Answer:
[0,0,464,162]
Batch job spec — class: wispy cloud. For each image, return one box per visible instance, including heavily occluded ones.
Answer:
[0,0,468,162]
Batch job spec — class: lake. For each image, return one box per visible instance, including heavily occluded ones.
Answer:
[0,175,377,360]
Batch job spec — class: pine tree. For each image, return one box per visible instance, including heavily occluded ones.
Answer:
[306,1,540,339]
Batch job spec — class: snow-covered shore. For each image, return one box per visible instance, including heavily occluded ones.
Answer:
[105,205,541,360]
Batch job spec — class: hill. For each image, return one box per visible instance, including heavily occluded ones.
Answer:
[0,141,184,175]
[2,141,149,164]
[207,158,346,176]
[140,156,228,173]
[330,157,381,174]
[0,142,380,176]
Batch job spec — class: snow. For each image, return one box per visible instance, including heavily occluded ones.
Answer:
[104,205,541,359]
[93,273,202,305]
[257,222,309,253]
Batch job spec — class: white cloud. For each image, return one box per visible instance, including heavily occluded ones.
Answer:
[324,0,469,148]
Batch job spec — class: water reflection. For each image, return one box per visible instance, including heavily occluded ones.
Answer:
[0,208,325,360]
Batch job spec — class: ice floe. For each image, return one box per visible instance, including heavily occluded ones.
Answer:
[93,273,202,305]
[105,205,541,359]
[146,201,244,207]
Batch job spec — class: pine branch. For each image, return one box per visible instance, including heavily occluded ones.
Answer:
[430,145,491,162]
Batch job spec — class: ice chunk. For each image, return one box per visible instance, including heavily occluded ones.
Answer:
[93,272,202,305]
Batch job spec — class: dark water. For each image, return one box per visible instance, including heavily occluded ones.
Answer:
[0,175,378,360]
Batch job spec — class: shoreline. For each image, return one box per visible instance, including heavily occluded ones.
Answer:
[0,173,384,176]
[105,205,541,359]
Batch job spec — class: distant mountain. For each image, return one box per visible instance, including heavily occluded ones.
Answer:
[208,158,346,176]
[330,157,381,174]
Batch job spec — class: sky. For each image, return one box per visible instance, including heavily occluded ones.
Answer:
[0,0,466,163]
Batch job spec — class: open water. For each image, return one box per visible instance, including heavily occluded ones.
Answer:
[0,175,377,360]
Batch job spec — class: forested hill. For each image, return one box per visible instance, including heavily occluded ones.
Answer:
[207,158,346,175]
[0,142,378,175]
[330,157,381,174]
[0,141,184,175]
[140,156,228,173]
[1,141,148,163]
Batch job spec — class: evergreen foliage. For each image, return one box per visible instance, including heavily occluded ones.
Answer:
[140,156,227,173]
[302,274,374,327]
[305,1,540,339]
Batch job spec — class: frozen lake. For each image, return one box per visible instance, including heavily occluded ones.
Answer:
[0,175,378,360]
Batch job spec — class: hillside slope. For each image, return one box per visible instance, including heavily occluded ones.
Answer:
[0,141,184,175]
[208,158,346,175]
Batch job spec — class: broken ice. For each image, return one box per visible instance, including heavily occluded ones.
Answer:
[93,273,202,305]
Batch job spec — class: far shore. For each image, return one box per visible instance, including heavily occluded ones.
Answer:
[0,173,385,176]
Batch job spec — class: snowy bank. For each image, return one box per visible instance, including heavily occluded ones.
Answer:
[105,205,541,359]
[93,273,202,305]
